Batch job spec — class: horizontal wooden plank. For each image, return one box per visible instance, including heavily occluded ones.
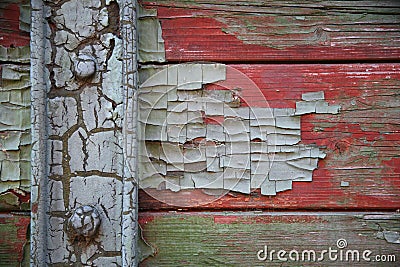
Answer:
[0,2,30,48]
[139,63,400,210]
[0,213,30,266]
[139,212,400,266]
[141,0,400,62]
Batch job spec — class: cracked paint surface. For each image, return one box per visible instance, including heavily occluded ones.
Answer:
[31,0,138,265]
[137,5,165,63]
[0,64,31,209]
[0,0,31,213]
[138,64,340,195]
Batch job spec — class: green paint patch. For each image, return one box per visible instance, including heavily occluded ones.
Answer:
[0,214,30,266]
[0,190,30,211]
[313,126,324,132]
[221,28,229,34]
[0,192,19,208]
[359,148,378,160]
[139,213,397,266]
[244,19,256,31]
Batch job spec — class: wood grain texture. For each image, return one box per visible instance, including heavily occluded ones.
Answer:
[140,0,400,62]
[139,212,400,266]
[139,63,400,211]
[0,213,30,266]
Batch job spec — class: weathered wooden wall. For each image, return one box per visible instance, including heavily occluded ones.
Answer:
[0,1,30,266]
[138,0,400,266]
[0,0,399,266]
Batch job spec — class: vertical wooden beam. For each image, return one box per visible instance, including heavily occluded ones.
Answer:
[30,0,139,265]
[121,0,139,266]
[30,0,49,264]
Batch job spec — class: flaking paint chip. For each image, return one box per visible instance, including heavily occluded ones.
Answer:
[190,172,223,189]
[205,101,224,116]
[167,65,178,85]
[261,179,276,196]
[275,116,301,130]
[295,101,317,115]
[340,181,350,187]
[273,108,295,117]
[177,64,202,90]
[207,157,222,172]
[202,64,226,84]
[302,91,325,101]
[206,124,225,141]
[224,107,250,119]
[226,142,251,155]
[186,123,206,140]
[276,180,293,192]
[176,90,202,101]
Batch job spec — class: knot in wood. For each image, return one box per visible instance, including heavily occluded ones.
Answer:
[68,205,101,239]
[73,54,96,80]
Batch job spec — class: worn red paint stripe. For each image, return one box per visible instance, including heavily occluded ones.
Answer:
[141,3,400,62]
[0,4,30,47]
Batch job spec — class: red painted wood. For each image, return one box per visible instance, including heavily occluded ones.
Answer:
[139,63,400,211]
[0,3,30,47]
[141,1,400,62]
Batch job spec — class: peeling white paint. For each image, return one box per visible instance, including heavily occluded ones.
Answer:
[138,64,338,196]
[138,5,165,63]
